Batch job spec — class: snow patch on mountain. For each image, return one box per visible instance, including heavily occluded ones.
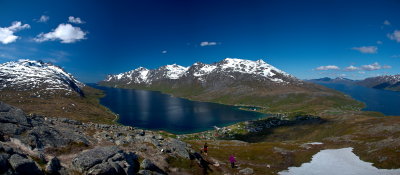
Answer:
[193,64,217,77]
[219,58,290,82]
[162,64,189,79]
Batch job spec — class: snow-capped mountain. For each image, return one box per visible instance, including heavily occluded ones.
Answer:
[103,58,298,86]
[100,58,358,112]
[0,59,84,96]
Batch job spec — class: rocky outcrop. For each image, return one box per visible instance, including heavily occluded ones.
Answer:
[0,101,195,174]
[8,154,43,175]
[0,101,89,150]
[72,146,139,175]
[45,157,62,174]
[239,167,254,174]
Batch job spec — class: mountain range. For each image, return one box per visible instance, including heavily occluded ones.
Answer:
[100,58,362,113]
[309,75,400,91]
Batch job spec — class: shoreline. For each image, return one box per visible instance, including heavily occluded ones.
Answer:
[90,84,374,136]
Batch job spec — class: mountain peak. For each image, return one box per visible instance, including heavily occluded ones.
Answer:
[0,59,84,96]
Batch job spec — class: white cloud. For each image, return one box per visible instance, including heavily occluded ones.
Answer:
[391,55,400,58]
[0,21,30,44]
[351,46,377,54]
[161,50,167,54]
[315,65,340,70]
[387,30,400,42]
[360,62,391,71]
[35,23,87,43]
[38,15,49,23]
[68,16,85,24]
[344,65,359,71]
[376,40,383,45]
[383,20,391,26]
[200,41,218,47]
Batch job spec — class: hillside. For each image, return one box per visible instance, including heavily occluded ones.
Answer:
[100,58,363,114]
[0,59,115,123]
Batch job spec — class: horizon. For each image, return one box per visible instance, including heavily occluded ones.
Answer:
[1,0,400,82]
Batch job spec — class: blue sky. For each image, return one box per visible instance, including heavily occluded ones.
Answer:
[0,0,399,82]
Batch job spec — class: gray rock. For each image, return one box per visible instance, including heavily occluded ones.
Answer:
[72,146,122,172]
[138,170,164,175]
[87,162,118,175]
[45,157,61,175]
[239,167,254,174]
[0,102,29,126]
[8,154,43,175]
[140,159,156,170]
[165,139,190,159]
[0,143,14,154]
[0,153,10,173]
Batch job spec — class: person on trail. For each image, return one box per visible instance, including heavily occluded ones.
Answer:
[203,142,208,155]
[229,154,236,168]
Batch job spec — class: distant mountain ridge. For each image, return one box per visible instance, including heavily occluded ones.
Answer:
[100,58,361,113]
[309,75,400,91]
[104,58,298,85]
[0,59,84,96]
[357,75,400,91]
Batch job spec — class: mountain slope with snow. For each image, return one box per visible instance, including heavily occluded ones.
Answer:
[0,59,84,96]
[357,75,400,91]
[100,58,361,113]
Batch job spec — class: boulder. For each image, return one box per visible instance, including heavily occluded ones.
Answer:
[164,139,190,159]
[0,153,10,173]
[0,102,29,126]
[87,162,118,175]
[45,157,61,175]
[72,146,122,172]
[72,146,139,175]
[8,154,43,175]
[140,159,156,170]
[239,167,254,175]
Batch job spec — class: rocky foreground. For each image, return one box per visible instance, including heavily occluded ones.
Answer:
[0,101,200,175]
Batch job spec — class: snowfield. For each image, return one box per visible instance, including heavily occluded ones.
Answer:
[279,147,400,175]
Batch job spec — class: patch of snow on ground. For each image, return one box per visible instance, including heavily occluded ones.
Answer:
[279,147,400,175]
[307,142,323,145]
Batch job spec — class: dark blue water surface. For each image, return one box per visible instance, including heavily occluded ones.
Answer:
[91,85,266,134]
[316,82,400,116]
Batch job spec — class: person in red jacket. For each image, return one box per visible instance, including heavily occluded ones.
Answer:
[203,142,208,155]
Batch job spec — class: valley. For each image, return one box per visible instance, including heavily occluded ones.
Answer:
[0,59,399,175]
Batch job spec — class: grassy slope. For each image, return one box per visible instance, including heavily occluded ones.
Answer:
[177,111,400,174]
[0,86,116,124]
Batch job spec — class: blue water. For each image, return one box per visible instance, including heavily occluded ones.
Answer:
[316,82,400,116]
[91,85,266,134]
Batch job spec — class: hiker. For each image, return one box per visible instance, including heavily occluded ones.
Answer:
[229,154,236,168]
[203,142,208,155]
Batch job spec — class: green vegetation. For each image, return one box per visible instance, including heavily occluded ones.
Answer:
[181,111,400,174]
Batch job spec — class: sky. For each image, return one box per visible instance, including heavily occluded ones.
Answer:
[0,0,400,82]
